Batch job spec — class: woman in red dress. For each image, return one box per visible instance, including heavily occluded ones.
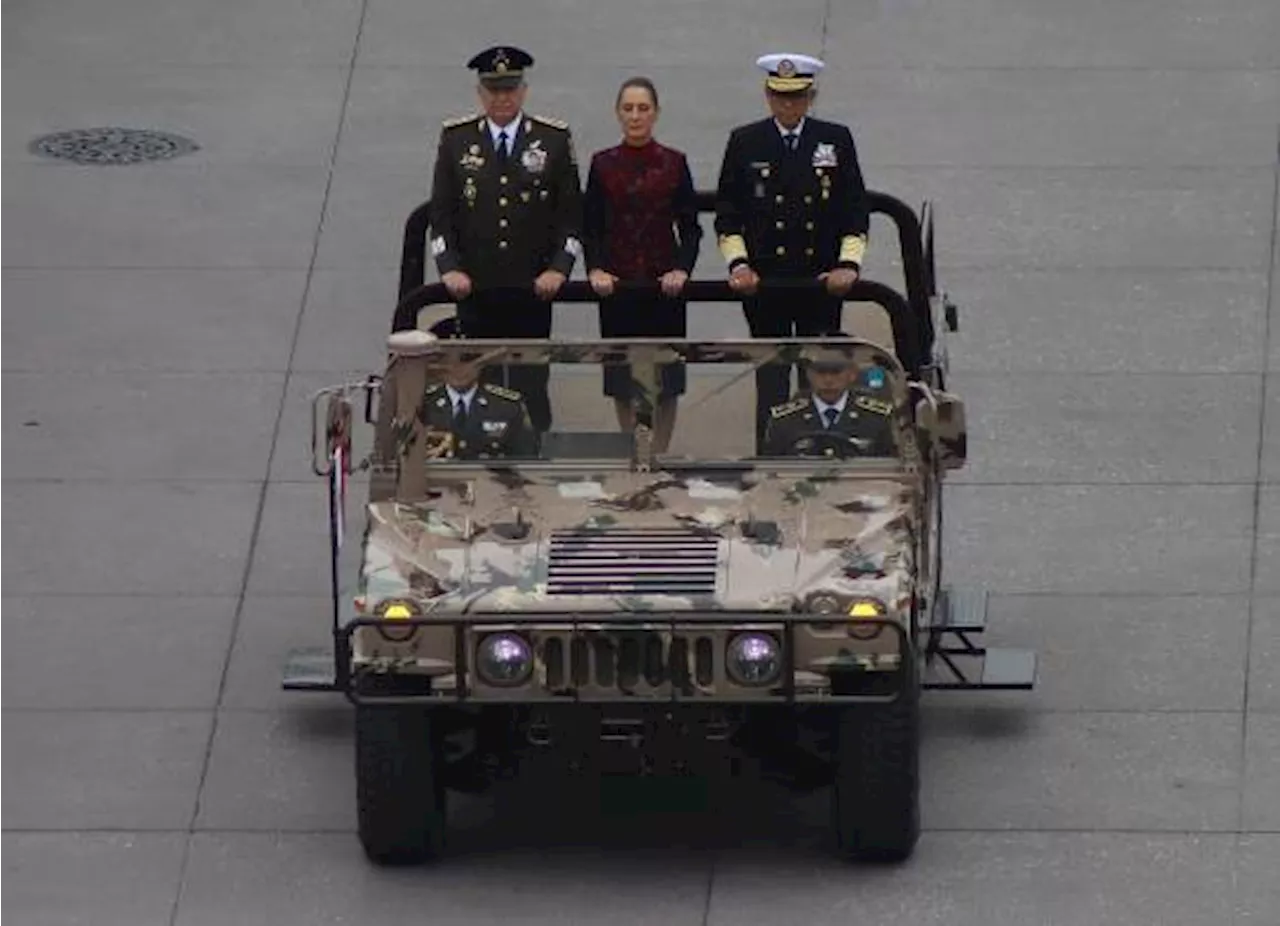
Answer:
[584,77,702,454]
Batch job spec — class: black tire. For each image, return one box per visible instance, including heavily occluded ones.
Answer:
[356,704,446,865]
[831,661,921,863]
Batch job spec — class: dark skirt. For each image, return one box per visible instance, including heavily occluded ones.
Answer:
[598,289,688,399]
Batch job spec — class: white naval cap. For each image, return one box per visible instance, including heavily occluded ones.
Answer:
[756,53,824,92]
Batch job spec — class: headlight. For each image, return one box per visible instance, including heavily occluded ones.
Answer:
[726,632,783,686]
[476,633,533,686]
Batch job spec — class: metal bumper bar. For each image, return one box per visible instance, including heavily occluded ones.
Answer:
[326,611,913,707]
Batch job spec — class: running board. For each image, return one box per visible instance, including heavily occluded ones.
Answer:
[923,585,1037,690]
[932,586,988,632]
[923,646,1038,690]
[281,647,339,692]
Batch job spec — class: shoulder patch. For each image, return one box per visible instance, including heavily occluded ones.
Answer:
[441,113,481,129]
[853,395,894,416]
[529,113,569,130]
[482,383,524,402]
[769,398,809,418]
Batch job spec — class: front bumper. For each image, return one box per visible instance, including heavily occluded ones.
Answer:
[335,611,912,707]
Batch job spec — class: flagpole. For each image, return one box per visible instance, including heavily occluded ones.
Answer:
[328,446,344,690]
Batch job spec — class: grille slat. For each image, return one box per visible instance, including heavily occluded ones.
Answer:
[547,527,719,596]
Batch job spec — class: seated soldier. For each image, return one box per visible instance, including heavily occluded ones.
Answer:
[419,317,538,459]
[762,336,896,457]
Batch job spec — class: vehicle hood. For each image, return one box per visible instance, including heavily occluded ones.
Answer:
[359,468,917,614]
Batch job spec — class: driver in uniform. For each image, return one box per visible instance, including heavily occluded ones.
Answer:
[418,317,538,459]
[762,337,896,457]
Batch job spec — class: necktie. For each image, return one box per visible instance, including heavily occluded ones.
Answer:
[453,399,468,433]
[785,132,799,152]
[496,130,509,162]
[823,407,839,429]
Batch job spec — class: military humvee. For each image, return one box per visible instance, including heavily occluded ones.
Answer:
[283,192,1035,865]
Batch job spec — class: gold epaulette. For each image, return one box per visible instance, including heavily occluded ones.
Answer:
[441,113,481,129]
[529,113,569,130]
[853,394,893,416]
[769,398,809,418]
[482,383,524,402]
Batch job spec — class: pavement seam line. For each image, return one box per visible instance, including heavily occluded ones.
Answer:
[163,2,372,922]
[1237,122,1280,833]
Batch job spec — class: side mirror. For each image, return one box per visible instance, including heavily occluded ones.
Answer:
[914,390,968,471]
[934,391,967,469]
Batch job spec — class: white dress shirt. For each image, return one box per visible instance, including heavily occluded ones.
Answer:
[446,384,478,415]
[486,113,524,154]
[775,116,807,149]
[812,391,848,427]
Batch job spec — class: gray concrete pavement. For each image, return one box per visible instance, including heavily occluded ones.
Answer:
[4,0,1279,923]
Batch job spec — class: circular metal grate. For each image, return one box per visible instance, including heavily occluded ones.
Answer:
[29,127,199,165]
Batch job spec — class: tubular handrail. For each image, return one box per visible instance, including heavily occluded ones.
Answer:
[396,188,935,354]
[390,278,923,376]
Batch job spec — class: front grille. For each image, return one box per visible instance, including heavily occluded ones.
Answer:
[542,630,716,692]
[546,528,719,596]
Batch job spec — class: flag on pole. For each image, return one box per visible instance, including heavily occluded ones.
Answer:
[329,443,347,550]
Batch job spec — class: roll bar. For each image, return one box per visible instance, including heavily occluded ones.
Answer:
[397,189,935,348]
[390,278,924,378]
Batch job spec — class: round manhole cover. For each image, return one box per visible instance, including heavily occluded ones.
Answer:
[29,128,199,165]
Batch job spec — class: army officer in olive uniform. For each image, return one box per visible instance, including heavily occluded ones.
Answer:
[762,336,895,458]
[419,317,538,459]
[714,53,870,454]
[427,45,584,435]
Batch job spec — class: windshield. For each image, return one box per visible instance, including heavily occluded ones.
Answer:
[401,337,908,465]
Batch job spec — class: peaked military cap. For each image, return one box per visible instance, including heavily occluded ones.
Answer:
[428,316,463,339]
[467,45,534,89]
[429,315,489,362]
[756,52,823,93]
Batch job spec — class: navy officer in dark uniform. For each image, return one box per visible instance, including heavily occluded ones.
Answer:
[762,335,896,458]
[419,317,538,459]
[427,45,584,436]
[714,53,870,454]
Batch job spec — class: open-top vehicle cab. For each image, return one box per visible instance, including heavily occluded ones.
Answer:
[282,190,1034,866]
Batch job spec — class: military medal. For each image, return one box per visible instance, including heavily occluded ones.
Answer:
[520,140,548,173]
[812,143,838,167]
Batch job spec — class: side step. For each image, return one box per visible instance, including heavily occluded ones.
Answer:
[281,647,340,692]
[923,647,1038,691]
[923,585,1037,691]
[932,586,988,632]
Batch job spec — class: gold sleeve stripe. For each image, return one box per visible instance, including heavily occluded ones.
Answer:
[838,234,867,265]
[839,234,867,265]
[718,234,749,265]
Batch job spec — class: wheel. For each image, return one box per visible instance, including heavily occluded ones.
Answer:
[830,661,921,863]
[355,704,446,865]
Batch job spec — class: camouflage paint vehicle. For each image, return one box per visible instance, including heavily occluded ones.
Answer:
[283,192,1035,865]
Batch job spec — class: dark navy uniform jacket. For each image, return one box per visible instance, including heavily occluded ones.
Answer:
[714,116,869,275]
